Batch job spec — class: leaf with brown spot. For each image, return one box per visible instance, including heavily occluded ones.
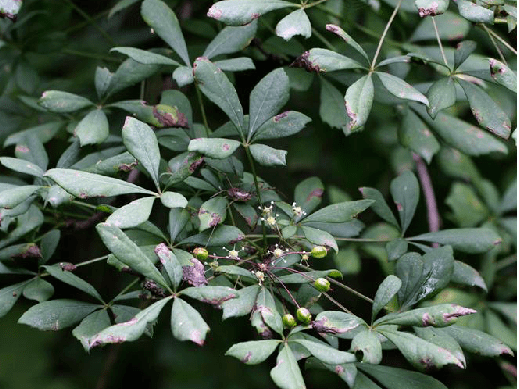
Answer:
[226,340,281,365]
[171,297,209,346]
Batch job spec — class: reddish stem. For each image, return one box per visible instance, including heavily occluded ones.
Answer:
[412,153,440,235]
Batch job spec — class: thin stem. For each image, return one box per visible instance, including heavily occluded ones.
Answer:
[244,146,268,248]
[371,0,403,70]
[111,278,141,302]
[195,83,211,134]
[481,24,517,56]
[303,0,329,8]
[481,24,507,64]
[71,200,98,210]
[267,271,300,308]
[76,255,109,268]
[246,234,390,243]
[64,9,110,35]
[432,17,449,68]
[61,49,121,63]
[311,27,336,51]
[321,291,353,314]
[64,0,116,46]
[412,153,440,235]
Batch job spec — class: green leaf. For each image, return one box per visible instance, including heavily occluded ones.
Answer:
[249,143,287,166]
[344,74,374,133]
[377,327,464,369]
[0,281,30,318]
[358,364,449,389]
[39,90,94,113]
[325,24,369,62]
[412,105,508,156]
[18,300,101,331]
[172,65,194,87]
[95,67,113,98]
[0,185,40,209]
[302,225,338,253]
[276,269,342,284]
[193,58,244,133]
[233,202,259,227]
[294,176,324,216]
[352,371,382,388]
[294,339,356,364]
[410,11,470,41]
[122,117,161,188]
[372,275,401,320]
[96,224,169,290]
[453,40,477,69]
[168,208,190,241]
[351,328,383,364]
[457,0,494,23]
[164,151,203,185]
[256,287,283,335]
[40,229,61,264]
[376,72,429,106]
[72,309,111,351]
[0,157,44,177]
[252,111,311,141]
[386,238,409,261]
[111,47,179,66]
[415,0,449,17]
[500,178,517,214]
[106,58,161,97]
[181,286,237,306]
[44,264,104,303]
[445,183,488,227]
[440,325,514,356]
[303,200,374,224]
[359,187,400,228]
[4,121,62,147]
[457,78,511,139]
[300,48,364,72]
[376,304,475,327]
[160,192,188,209]
[319,77,349,131]
[270,344,306,389]
[276,9,311,41]
[105,197,155,229]
[207,0,295,25]
[427,77,456,119]
[313,311,367,339]
[198,196,228,231]
[390,171,419,234]
[87,297,172,349]
[171,297,210,345]
[414,326,465,367]
[409,228,502,253]
[399,109,439,164]
[45,169,155,197]
[214,58,255,72]
[490,59,517,93]
[108,0,140,17]
[204,20,258,58]
[15,134,48,171]
[155,243,183,289]
[141,0,189,65]
[222,285,260,319]
[248,68,290,141]
[22,278,54,302]
[188,138,241,159]
[226,340,281,365]
[180,225,244,246]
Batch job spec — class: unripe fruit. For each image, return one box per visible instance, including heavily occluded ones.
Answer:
[310,246,327,258]
[314,278,330,292]
[296,307,312,325]
[193,247,209,261]
[282,314,297,328]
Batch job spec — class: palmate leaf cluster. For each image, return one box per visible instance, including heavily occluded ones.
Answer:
[0,0,516,388]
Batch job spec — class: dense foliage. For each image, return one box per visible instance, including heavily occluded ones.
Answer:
[0,0,516,388]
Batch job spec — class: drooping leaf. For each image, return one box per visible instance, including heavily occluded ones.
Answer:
[427,77,456,119]
[270,344,306,389]
[141,0,190,65]
[105,197,155,229]
[204,20,257,58]
[409,228,502,253]
[375,304,475,327]
[39,90,94,113]
[198,196,228,231]
[122,117,161,188]
[252,111,311,141]
[193,58,244,133]
[45,169,155,197]
[111,47,179,66]
[96,224,169,290]
[43,264,104,303]
[207,0,295,25]
[319,77,349,131]
[390,171,419,234]
[372,275,401,320]
[249,143,287,166]
[344,74,374,133]
[87,297,172,349]
[457,78,511,139]
[18,300,101,331]
[376,72,429,106]
[170,297,210,345]
[226,340,281,365]
[275,9,311,41]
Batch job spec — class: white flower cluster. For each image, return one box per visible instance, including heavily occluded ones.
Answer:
[259,201,279,229]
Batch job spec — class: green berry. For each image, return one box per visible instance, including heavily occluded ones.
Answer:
[310,246,327,258]
[314,278,330,292]
[193,247,209,261]
[282,314,297,328]
[296,307,312,325]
